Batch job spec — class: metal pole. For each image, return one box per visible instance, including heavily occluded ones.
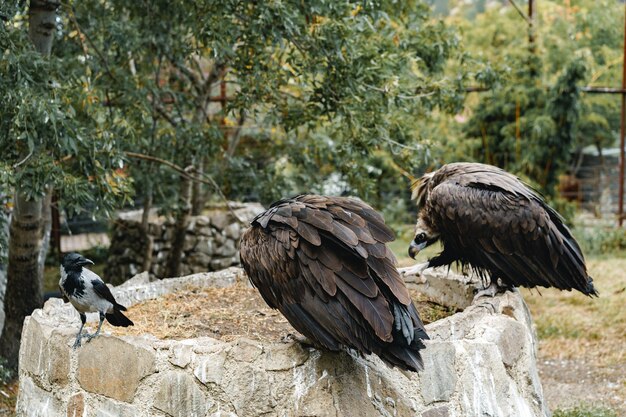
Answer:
[617,4,626,227]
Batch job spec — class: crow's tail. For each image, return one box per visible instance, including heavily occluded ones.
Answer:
[106,306,134,327]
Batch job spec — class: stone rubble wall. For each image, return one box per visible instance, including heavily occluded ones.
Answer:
[16,267,550,417]
[105,203,264,285]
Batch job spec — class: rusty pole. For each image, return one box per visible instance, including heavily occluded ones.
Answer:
[617,4,626,227]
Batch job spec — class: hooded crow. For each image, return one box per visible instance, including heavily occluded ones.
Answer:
[59,252,133,348]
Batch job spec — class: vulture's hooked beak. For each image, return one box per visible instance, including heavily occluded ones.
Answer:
[408,241,428,259]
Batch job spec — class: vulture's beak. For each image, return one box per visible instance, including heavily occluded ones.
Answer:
[408,241,428,259]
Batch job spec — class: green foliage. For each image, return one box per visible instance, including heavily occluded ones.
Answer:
[0,357,14,384]
[446,0,622,201]
[50,0,468,214]
[553,405,618,417]
[0,9,133,224]
[572,226,626,255]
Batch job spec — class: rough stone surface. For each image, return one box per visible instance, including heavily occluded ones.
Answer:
[153,371,209,417]
[105,202,264,283]
[16,267,550,417]
[77,336,155,402]
[67,392,85,417]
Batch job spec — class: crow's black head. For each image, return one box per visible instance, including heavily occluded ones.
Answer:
[61,252,94,271]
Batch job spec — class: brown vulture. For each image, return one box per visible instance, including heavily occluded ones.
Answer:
[240,194,428,372]
[401,162,597,297]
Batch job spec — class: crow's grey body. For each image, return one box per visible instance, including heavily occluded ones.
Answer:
[59,252,133,348]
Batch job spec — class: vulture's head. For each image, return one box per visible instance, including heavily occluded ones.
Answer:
[408,217,439,259]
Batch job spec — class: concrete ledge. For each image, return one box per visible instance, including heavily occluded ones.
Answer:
[16,267,549,417]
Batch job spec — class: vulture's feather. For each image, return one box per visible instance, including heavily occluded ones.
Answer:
[240,194,428,372]
[410,162,597,296]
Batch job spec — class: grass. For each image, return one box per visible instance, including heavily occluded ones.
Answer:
[553,405,619,417]
[521,256,626,367]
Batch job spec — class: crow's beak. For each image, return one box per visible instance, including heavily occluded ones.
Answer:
[408,241,427,259]
[79,258,94,266]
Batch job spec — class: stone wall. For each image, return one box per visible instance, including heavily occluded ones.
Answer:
[16,267,549,417]
[105,203,264,285]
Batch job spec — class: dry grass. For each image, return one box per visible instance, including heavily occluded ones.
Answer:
[521,257,626,367]
[0,380,18,417]
[115,282,455,342]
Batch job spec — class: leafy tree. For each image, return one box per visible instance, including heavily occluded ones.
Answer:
[451,0,624,196]
[0,1,131,368]
[1,0,467,366]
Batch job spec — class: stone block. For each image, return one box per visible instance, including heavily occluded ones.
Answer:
[422,405,449,417]
[224,222,241,239]
[210,258,233,271]
[419,342,457,404]
[217,239,237,257]
[15,376,64,417]
[209,212,231,230]
[195,239,214,256]
[20,317,71,388]
[67,392,85,417]
[194,350,227,385]
[153,371,209,417]
[169,343,193,368]
[263,342,310,371]
[94,397,140,417]
[77,336,155,402]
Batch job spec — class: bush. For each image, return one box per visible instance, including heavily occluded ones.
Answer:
[573,227,626,255]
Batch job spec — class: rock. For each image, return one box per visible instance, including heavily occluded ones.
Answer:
[77,336,155,402]
[217,239,237,257]
[19,316,71,388]
[209,211,231,230]
[224,222,241,239]
[15,376,63,417]
[195,239,214,256]
[67,393,85,417]
[94,397,140,417]
[263,342,310,371]
[169,343,193,368]
[194,350,227,385]
[419,342,457,404]
[422,405,450,417]
[210,258,234,271]
[153,371,209,417]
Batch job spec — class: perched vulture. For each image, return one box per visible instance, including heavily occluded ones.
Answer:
[240,194,428,372]
[402,162,597,297]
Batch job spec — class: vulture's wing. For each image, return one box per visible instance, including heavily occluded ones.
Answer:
[240,195,428,371]
[428,176,594,294]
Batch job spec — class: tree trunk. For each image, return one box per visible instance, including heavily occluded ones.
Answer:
[0,194,45,368]
[0,0,58,369]
[141,183,154,274]
[191,157,205,216]
[165,166,193,278]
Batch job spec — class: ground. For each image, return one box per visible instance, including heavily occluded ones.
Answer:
[521,255,626,416]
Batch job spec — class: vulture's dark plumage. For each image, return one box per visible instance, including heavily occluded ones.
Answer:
[405,162,597,296]
[240,194,428,372]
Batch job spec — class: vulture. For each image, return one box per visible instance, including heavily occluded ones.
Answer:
[240,194,429,372]
[401,162,597,297]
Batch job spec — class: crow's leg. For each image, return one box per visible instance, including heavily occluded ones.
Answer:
[398,262,430,279]
[86,312,105,343]
[73,313,87,349]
